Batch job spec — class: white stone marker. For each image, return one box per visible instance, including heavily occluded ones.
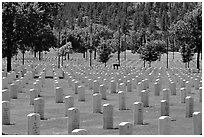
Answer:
[181,87,187,103]
[74,81,79,94]
[161,100,169,116]
[110,80,116,93]
[103,104,113,129]
[55,87,63,103]
[118,91,126,110]
[154,82,160,96]
[2,101,10,125]
[119,122,133,135]
[65,96,74,117]
[162,89,170,104]
[72,129,88,135]
[93,93,102,113]
[169,82,176,95]
[199,87,202,102]
[185,96,194,118]
[158,116,171,135]
[30,89,38,105]
[93,80,100,94]
[68,107,80,134]
[88,79,93,90]
[27,113,40,135]
[194,79,199,90]
[9,83,18,99]
[78,85,85,101]
[34,97,44,120]
[126,80,132,92]
[2,77,8,89]
[100,85,107,100]
[185,81,191,94]
[2,89,10,101]
[118,83,126,92]
[134,102,143,125]
[193,112,202,135]
[141,90,149,107]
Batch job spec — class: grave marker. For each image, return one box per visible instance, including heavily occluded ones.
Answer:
[134,102,143,125]
[119,122,133,135]
[193,112,202,135]
[27,113,40,135]
[185,96,194,118]
[118,91,126,110]
[158,116,171,135]
[68,107,80,133]
[2,101,10,125]
[93,93,101,113]
[103,104,113,129]
[34,97,44,119]
[55,87,63,103]
[161,100,169,116]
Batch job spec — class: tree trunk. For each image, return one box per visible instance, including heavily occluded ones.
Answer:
[58,31,61,68]
[34,51,37,58]
[39,51,41,60]
[124,35,126,60]
[197,50,200,71]
[83,51,85,58]
[67,53,70,60]
[61,55,63,66]
[185,62,187,68]
[166,37,169,68]
[118,26,121,65]
[188,61,190,68]
[94,49,96,59]
[90,50,92,67]
[22,51,25,65]
[64,53,66,60]
[149,62,151,67]
[144,60,145,68]
[105,62,106,67]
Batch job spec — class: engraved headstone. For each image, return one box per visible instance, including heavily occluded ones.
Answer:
[103,104,113,129]
[27,113,40,135]
[119,122,133,135]
[68,107,80,133]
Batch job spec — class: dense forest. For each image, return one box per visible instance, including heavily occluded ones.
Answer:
[2,2,202,71]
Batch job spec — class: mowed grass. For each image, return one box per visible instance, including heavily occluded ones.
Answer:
[2,51,202,135]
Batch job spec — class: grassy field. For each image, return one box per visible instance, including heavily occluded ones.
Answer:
[2,51,202,135]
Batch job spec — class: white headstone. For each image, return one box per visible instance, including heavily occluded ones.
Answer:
[118,91,126,110]
[72,129,88,135]
[161,100,169,116]
[9,83,18,99]
[93,93,101,113]
[27,113,40,135]
[100,85,107,100]
[141,90,149,107]
[93,80,100,94]
[199,87,202,102]
[78,85,85,101]
[134,102,143,125]
[2,89,10,101]
[127,80,132,92]
[110,80,116,93]
[158,116,171,135]
[180,87,187,103]
[68,107,80,133]
[2,101,10,125]
[34,97,44,120]
[103,104,113,129]
[185,96,194,117]
[193,112,202,135]
[55,87,63,103]
[154,82,160,96]
[119,122,133,135]
[169,82,176,95]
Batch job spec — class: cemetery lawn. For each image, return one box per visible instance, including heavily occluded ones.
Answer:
[2,51,202,135]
